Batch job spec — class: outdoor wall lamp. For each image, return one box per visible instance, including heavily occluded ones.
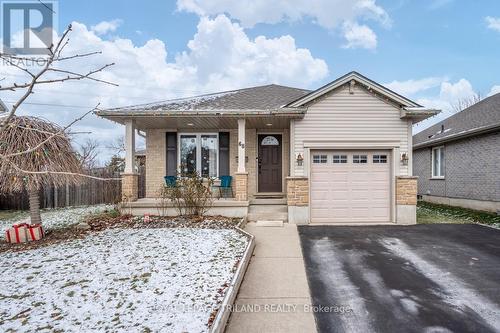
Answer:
[238,141,245,149]
[401,152,409,165]
[296,153,304,166]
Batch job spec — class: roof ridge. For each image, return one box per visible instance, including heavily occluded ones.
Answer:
[420,92,500,131]
[105,83,309,111]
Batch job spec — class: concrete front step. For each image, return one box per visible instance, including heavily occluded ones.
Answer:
[250,198,287,205]
[254,220,284,227]
[248,211,288,222]
[248,204,287,213]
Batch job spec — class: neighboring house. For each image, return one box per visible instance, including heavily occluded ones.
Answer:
[413,93,500,213]
[97,72,438,224]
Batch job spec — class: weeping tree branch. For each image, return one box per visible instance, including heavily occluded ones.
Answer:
[3,105,99,158]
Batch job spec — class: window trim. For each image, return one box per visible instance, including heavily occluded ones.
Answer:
[431,146,445,179]
[333,154,347,164]
[178,132,219,178]
[353,154,368,164]
[312,154,328,164]
[373,154,388,164]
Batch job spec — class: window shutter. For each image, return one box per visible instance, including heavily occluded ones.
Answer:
[219,132,230,176]
[166,132,177,176]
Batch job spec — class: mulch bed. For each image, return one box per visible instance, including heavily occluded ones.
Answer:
[1,214,240,253]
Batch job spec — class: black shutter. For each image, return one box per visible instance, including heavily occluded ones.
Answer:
[166,132,177,176]
[219,132,230,176]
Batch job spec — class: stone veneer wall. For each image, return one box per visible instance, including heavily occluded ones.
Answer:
[396,176,418,225]
[287,177,309,206]
[396,176,418,205]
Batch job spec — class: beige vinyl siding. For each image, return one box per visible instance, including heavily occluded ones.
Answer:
[293,84,410,176]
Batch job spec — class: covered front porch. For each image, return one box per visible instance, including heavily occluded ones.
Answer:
[103,109,303,216]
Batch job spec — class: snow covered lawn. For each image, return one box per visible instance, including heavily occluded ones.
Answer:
[0,204,114,236]
[0,227,248,332]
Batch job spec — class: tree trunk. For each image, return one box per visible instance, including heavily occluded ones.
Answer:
[28,188,41,225]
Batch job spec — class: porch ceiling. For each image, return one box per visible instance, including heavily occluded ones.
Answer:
[100,114,299,129]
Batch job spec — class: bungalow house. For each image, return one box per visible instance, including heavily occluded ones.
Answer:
[413,93,500,213]
[97,72,438,224]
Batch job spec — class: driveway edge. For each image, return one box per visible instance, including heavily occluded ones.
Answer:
[210,217,255,333]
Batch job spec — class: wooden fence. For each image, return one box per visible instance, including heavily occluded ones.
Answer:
[0,166,146,210]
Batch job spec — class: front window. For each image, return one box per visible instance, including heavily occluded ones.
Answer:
[432,146,445,178]
[179,134,218,177]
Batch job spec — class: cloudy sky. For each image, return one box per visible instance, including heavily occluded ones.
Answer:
[2,0,500,161]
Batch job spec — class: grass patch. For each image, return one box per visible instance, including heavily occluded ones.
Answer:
[0,210,27,221]
[417,201,500,226]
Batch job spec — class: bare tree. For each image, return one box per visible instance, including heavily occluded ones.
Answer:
[76,138,100,170]
[0,24,116,130]
[0,24,120,225]
[452,92,482,113]
[106,135,125,156]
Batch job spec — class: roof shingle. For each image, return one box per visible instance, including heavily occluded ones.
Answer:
[106,84,310,112]
[413,93,500,146]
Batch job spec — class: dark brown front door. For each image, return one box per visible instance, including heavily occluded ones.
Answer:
[258,134,282,192]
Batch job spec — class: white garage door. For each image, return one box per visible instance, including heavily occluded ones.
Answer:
[310,150,391,223]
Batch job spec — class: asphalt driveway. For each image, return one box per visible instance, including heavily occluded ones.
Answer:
[298,224,500,333]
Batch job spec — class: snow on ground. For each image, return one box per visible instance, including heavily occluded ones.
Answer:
[0,227,248,333]
[0,204,114,236]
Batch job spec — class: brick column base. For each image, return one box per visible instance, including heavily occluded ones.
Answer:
[234,172,248,201]
[396,176,418,224]
[396,176,418,205]
[122,173,139,202]
[286,177,309,206]
[286,177,309,224]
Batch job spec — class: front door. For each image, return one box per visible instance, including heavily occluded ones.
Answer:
[258,134,282,192]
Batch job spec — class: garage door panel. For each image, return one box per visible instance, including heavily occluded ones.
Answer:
[311,150,391,223]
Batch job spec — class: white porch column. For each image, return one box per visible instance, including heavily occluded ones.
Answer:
[235,118,248,201]
[122,119,139,202]
[124,119,136,174]
[237,118,246,172]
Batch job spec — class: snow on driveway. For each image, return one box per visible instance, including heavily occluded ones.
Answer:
[0,228,248,332]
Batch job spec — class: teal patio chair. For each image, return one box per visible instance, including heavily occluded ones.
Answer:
[164,176,177,188]
[218,176,233,198]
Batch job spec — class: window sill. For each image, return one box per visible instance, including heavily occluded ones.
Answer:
[430,177,445,180]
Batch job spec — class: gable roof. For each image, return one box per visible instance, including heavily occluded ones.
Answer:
[413,93,500,149]
[97,72,438,125]
[103,84,310,113]
[285,71,422,108]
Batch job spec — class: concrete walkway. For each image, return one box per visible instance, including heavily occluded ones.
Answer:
[226,223,317,332]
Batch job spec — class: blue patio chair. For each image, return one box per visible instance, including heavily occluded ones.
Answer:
[164,176,177,188]
[218,176,233,198]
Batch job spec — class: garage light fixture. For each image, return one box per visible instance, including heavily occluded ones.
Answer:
[296,153,304,166]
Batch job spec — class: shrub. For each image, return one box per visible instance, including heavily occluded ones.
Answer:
[164,172,214,217]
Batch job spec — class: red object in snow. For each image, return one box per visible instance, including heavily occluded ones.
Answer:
[26,224,44,241]
[144,213,151,223]
[5,223,29,243]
